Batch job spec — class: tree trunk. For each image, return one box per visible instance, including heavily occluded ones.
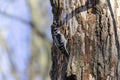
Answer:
[50,0,120,80]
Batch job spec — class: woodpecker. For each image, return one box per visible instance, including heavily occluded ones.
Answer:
[51,22,69,59]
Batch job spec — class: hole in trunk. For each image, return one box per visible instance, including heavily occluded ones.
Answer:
[65,74,77,80]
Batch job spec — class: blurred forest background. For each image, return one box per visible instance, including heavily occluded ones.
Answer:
[0,0,52,80]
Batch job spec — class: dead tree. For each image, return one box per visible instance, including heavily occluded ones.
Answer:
[50,0,120,80]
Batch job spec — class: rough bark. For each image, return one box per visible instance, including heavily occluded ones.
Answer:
[50,0,120,80]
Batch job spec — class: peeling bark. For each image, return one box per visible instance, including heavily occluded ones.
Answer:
[50,0,120,80]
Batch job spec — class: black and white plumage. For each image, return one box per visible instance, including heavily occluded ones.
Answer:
[94,4,104,15]
[52,27,69,58]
